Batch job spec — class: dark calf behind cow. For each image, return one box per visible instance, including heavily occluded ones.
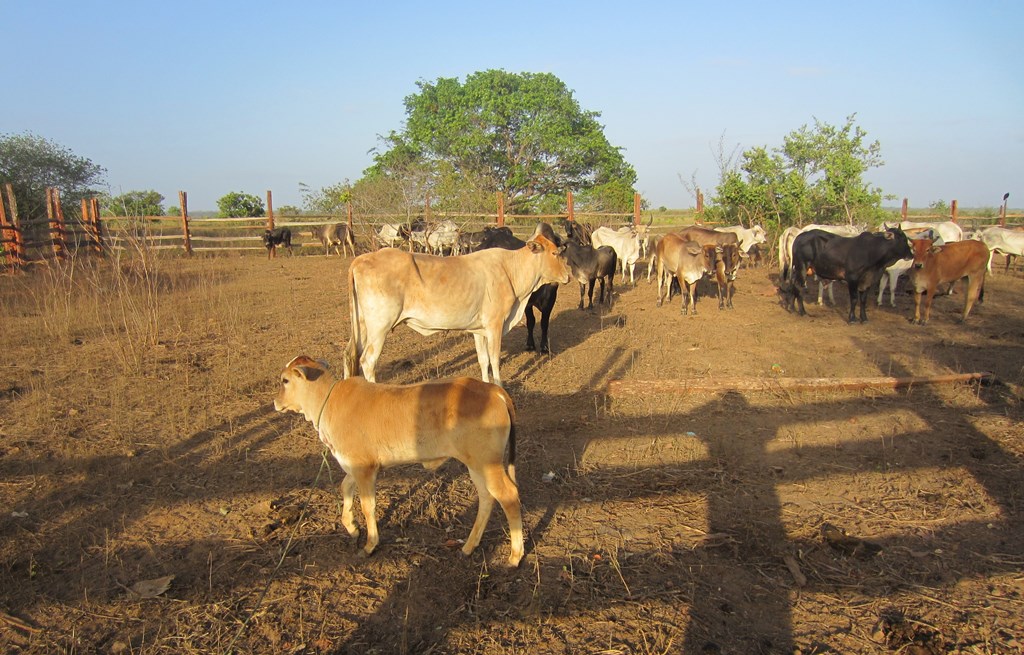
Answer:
[713,243,741,309]
[562,240,617,309]
[784,227,912,323]
[262,227,292,259]
[477,224,562,353]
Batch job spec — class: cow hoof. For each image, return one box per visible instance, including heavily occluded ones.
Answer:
[525,343,536,352]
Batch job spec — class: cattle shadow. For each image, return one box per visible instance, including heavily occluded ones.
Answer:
[4,357,1022,652]
[323,367,1023,653]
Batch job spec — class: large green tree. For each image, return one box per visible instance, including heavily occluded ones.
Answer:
[104,190,165,217]
[217,191,265,218]
[364,70,638,214]
[712,114,885,230]
[0,132,106,221]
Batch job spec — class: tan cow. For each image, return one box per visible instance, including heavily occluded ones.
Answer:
[345,225,570,386]
[655,233,717,315]
[909,238,990,325]
[274,356,524,567]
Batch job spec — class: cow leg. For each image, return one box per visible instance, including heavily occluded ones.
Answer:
[960,274,984,322]
[846,283,859,323]
[577,282,586,310]
[524,305,538,352]
[816,280,825,305]
[352,466,380,556]
[877,273,889,306]
[605,275,614,307]
[465,464,524,567]
[340,474,360,538]
[727,280,735,309]
[473,333,496,385]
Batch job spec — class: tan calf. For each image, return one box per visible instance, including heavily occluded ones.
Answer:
[274,356,524,567]
[910,238,990,325]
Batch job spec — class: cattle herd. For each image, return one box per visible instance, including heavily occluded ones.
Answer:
[273,215,1024,566]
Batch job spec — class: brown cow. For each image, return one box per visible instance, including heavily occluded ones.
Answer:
[909,238,990,325]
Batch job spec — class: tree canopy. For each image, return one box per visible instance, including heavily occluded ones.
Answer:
[0,132,106,221]
[711,114,886,229]
[104,190,165,217]
[217,191,265,218]
[363,70,638,214]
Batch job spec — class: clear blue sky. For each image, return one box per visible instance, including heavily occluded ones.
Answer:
[5,1,1022,211]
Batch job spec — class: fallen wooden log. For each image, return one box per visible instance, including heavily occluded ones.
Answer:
[607,372,995,397]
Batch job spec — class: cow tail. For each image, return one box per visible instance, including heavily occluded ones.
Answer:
[498,387,518,485]
[344,265,362,379]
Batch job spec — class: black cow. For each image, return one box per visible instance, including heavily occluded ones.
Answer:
[478,223,562,353]
[262,227,292,259]
[461,226,513,253]
[563,240,617,309]
[784,227,912,323]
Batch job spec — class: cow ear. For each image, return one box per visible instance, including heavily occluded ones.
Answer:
[296,365,325,381]
[883,231,894,240]
[526,239,542,253]
[929,245,942,254]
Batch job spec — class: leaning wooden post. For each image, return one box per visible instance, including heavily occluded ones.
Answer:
[179,191,192,255]
[633,192,641,226]
[80,199,94,254]
[950,199,958,223]
[46,188,68,260]
[4,184,24,267]
[0,189,17,269]
[1000,193,1009,227]
[496,192,505,227]
[91,197,104,254]
[696,188,705,224]
[901,198,908,220]
[567,191,574,223]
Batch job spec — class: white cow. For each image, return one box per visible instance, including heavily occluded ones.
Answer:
[590,226,642,284]
[377,222,406,249]
[425,219,460,256]
[883,220,963,245]
[970,226,1024,273]
[716,224,768,256]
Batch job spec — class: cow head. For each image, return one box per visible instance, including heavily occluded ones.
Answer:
[884,226,914,261]
[720,244,741,280]
[527,233,572,285]
[910,238,942,269]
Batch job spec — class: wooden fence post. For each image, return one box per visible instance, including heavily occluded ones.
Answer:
[90,197,104,255]
[950,199,958,223]
[696,189,704,224]
[1000,193,1009,227]
[633,192,641,225]
[179,191,192,255]
[901,198,908,220]
[567,191,574,223]
[4,184,24,266]
[46,188,68,260]
[265,190,277,258]
[0,187,18,269]
[496,192,505,227]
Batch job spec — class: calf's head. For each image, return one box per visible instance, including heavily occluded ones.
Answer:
[527,233,572,285]
[274,356,330,416]
[911,238,941,270]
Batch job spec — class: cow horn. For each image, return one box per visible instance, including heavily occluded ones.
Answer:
[646,213,653,227]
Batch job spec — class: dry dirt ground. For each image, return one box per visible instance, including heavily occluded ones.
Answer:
[1,245,1023,654]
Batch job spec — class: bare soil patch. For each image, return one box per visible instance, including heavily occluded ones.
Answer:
[1,251,1023,654]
